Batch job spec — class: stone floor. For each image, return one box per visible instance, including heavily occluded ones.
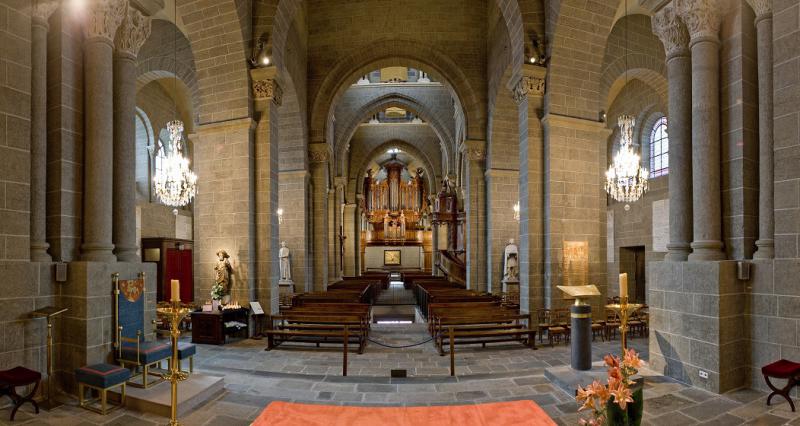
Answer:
[2,323,798,425]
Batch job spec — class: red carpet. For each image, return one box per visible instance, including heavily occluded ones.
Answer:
[252,400,557,426]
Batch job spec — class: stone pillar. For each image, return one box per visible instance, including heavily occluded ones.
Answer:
[678,0,726,261]
[430,195,440,276]
[513,65,546,313]
[334,177,346,279]
[252,68,282,313]
[327,189,337,282]
[29,1,59,262]
[113,6,150,262]
[309,144,330,291]
[653,5,692,262]
[343,202,357,276]
[749,0,774,259]
[463,139,487,292]
[81,0,126,262]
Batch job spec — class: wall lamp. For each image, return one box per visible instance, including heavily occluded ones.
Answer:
[276,208,284,224]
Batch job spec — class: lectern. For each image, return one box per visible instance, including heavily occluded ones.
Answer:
[30,306,68,410]
[556,285,600,371]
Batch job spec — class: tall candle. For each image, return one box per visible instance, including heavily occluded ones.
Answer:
[619,273,628,299]
[171,279,181,302]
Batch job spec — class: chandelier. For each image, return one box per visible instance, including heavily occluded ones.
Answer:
[605,115,648,203]
[153,120,197,207]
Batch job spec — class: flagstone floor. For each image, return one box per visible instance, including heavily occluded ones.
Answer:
[2,323,798,425]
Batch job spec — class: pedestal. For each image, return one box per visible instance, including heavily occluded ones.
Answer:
[570,304,592,371]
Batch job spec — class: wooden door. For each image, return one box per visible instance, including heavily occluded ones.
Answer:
[165,248,194,302]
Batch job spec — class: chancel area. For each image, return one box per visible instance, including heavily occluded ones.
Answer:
[0,0,799,424]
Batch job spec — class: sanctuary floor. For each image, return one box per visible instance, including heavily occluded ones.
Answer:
[5,324,798,425]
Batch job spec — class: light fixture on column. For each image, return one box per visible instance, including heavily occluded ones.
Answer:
[513,201,520,222]
[152,120,197,207]
[605,115,648,203]
[250,33,272,68]
[276,208,284,224]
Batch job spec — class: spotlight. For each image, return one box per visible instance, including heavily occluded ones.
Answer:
[529,56,537,64]
[250,34,272,68]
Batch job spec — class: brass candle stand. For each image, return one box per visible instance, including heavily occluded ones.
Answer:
[605,296,643,354]
[156,302,191,426]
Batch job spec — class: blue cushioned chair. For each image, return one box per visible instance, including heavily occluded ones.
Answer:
[177,342,197,373]
[114,273,170,388]
[76,363,130,415]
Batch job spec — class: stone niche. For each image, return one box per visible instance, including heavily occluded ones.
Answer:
[648,260,746,393]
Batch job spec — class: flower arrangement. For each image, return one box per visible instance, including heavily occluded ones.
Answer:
[577,348,643,426]
[210,283,225,301]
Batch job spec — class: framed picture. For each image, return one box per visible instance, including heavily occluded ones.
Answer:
[384,249,401,266]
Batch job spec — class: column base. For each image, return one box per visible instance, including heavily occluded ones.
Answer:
[665,243,691,262]
[80,244,117,262]
[753,239,774,259]
[688,240,725,261]
[114,246,140,263]
[30,241,52,262]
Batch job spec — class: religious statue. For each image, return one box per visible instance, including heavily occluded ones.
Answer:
[279,241,292,282]
[503,239,519,282]
[213,249,232,302]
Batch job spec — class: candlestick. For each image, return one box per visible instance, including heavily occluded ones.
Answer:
[619,273,628,298]
[171,279,181,302]
[156,301,190,426]
[605,296,643,355]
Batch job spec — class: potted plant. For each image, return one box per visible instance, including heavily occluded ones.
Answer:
[211,283,225,310]
[576,349,644,426]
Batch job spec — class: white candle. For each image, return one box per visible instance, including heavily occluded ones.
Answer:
[619,273,628,299]
[171,279,181,302]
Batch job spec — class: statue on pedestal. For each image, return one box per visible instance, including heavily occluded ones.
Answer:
[213,249,232,304]
[502,239,519,294]
[279,241,292,282]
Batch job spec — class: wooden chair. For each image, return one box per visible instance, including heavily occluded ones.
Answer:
[605,309,621,341]
[762,359,800,412]
[591,314,605,341]
[628,309,646,338]
[536,309,551,344]
[548,310,570,346]
[0,367,40,421]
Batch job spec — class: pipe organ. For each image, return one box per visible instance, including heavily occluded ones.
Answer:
[362,160,427,244]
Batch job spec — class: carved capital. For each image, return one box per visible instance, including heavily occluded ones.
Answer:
[252,78,283,105]
[334,176,347,190]
[675,0,722,42]
[746,0,772,21]
[85,0,127,43]
[513,75,545,103]
[32,0,59,28]
[309,144,331,164]
[652,4,690,58]
[115,6,151,58]
[462,140,486,161]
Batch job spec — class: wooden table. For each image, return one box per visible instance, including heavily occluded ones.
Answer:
[190,308,249,345]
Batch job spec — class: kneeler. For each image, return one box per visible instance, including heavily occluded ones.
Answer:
[0,366,41,421]
[762,359,800,412]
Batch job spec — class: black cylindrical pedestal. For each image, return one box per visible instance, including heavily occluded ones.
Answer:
[570,304,592,371]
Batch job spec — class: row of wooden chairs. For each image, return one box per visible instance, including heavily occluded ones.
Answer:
[535,308,649,346]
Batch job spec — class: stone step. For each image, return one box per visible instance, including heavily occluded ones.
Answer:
[110,373,225,418]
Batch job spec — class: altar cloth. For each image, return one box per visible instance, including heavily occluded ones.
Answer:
[252,400,557,426]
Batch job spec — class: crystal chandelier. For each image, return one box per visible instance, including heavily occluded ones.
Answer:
[153,120,197,207]
[605,115,648,203]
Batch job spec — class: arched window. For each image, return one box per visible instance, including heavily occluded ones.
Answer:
[649,117,668,178]
[153,128,170,200]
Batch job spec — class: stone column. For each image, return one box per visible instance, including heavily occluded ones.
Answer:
[252,68,282,313]
[113,6,150,262]
[749,0,774,259]
[678,0,726,261]
[463,139,487,292]
[342,202,357,276]
[653,5,692,261]
[334,177,346,279]
[309,144,330,291]
[327,189,337,282]
[81,0,126,262]
[513,65,546,313]
[29,1,59,262]
[430,194,440,276]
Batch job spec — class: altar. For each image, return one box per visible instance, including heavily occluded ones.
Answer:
[364,245,425,270]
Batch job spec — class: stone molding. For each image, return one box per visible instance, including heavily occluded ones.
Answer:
[540,113,613,136]
[115,6,151,58]
[675,0,722,42]
[652,5,690,59]
[462,140,486,161]
[85,0,127,43]
[513,75,545,103]
[745,0,772,20]
[31,0,59,28]
[279,169,310,179]
[309,144,331,164]
[484,168,519,178]
[334,176,347,190]
[252,79,283,105]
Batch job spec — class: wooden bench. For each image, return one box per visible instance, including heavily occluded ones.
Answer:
[432,314,535,355]
[444,325,537,376]
[264,322,355,376]
[266,313,369,353]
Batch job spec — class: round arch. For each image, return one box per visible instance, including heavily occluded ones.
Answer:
[350,140,439,200]
[309,38,484,145]
[335,93,455,175]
